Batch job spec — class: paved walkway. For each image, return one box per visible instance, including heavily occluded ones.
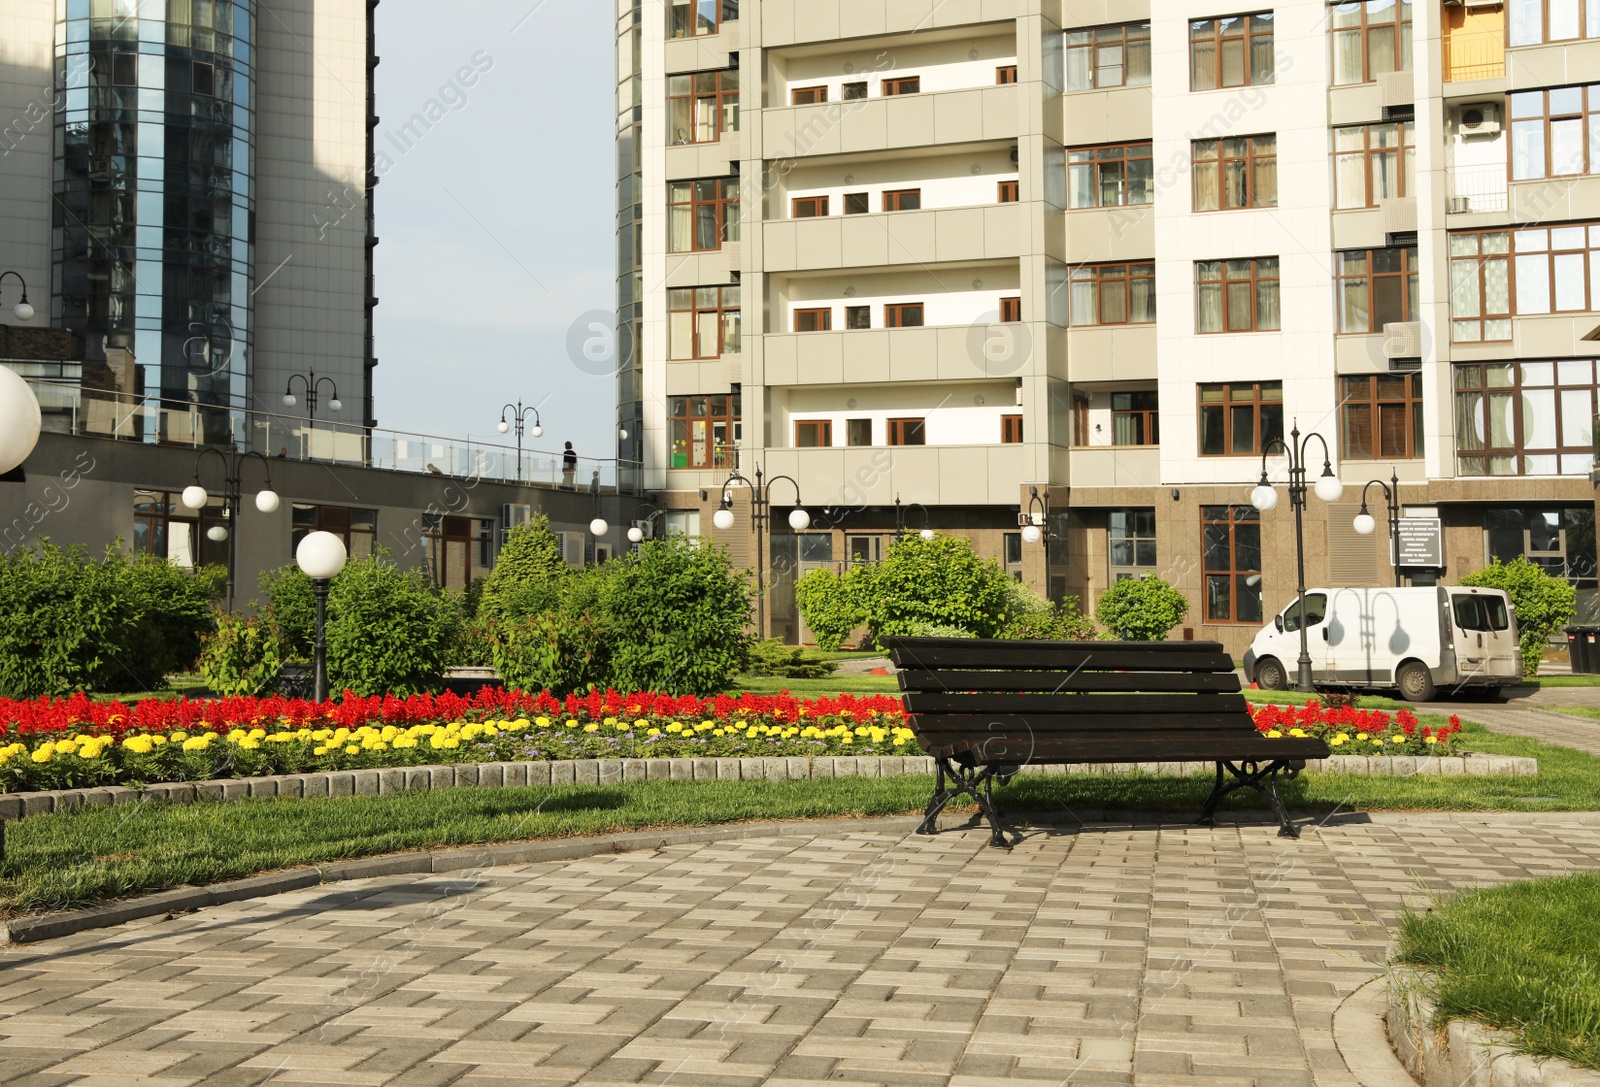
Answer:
[4,813,1600,1087]
[1430,702,1600,755]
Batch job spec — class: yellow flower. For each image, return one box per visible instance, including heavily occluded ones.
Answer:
[615,722,630,732]
[666,722,683,734]
[368,741,388,752]
[1356,731,1368,740]
[171,730,187,741]
[345,745,360,755]
[314,746,328,755]
[54,738,79,754]
[565,719,579,729]
[31,747,52,763]
[584,722,601,733]
[1266,729,1282,738]
[840,734,854,744]
[535,717,550,728]
[712,728,725,737]
[634,719,648,729]
[182,737,209,751]
[648,728,661,736]
[1390,735,1405,744]
[1425,735,1438,745]
[604,716,618,727]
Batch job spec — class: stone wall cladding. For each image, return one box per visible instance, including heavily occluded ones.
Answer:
[0,751,1536,823]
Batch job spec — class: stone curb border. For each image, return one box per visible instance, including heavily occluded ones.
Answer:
[1333,976,1423,1087]
[0,751,1538,824]
[1388,964,1600,1087]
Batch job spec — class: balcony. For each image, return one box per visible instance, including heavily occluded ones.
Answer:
[1067,446,1160,488]
[1447,165,1508,214]
[759,0,1019,47]
[761,84,1019,160]
[762,203,1024,271]
[761,443,1030,506]
[764,324,1029,386]
[1443,24,1504,83]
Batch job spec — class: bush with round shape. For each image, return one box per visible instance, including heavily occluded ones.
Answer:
[1461,556,1578,677]
[858,535,1014,647]
[197,609,285,696]
[1094,576,1189,641]
[794,566,867,651]
[478,516,570,626]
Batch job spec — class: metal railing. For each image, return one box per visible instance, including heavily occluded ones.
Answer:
[1443,25,1505,82]
[16,374,623,492]
[1446,164,1509,214]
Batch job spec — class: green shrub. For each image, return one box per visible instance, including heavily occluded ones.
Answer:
[491,607,607,695]
[1094,576,1189,641]
[902,622,977,639]
[744,638,838,678]
[260,564,315,660]
[322,553,461,696]
[1461,556,1578,676]
[857,535,1015,647]
[0,543,225,697]
[1004,589,1098,640]
[197,609,285,696]
[794,566,867,651]
[479,516,570,625]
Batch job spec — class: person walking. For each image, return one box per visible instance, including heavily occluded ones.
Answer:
[561,441,577,490]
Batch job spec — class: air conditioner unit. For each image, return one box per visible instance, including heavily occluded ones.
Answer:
[556,531,584,567]
[1458,103,1501,136]
[1462,0,1500,9]
[630,518,654,540]
[1447,195,1472,214]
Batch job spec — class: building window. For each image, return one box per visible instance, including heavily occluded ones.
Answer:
[795,419,832,448]
[792,195,829,217]
[668,285,740,360]
[1199,381,1283,456]
[1484,506,1598,619]
[1333,121,1416,208]
[847,418,872,445]
[293,504,377,558]
[669,0,734,38]
[1448,230,1512,341]
[996,64,1018,84]
[1341,373,1423,460]
[888,418,926,445]
[845,305,871,329]
[794,307,832,332]
[1196,257,1280,332]
[1192,134,1277,211]
[843,81,867,99]
[1510,0,1600,45]
[1335,247,1419,333]
[1202,504,1263,623]
[1455,359,1600,476]
[883,76,921,95]
[1510,85,1598,180]
[885,302,924,327]
[883,189,922,211]
[1331,0,1413,86]
[421,515,493,592]
[1112,391,1159,445]
[1000,296,1021,322]
[1004,532,1024,579]
[1109,509,1158,580]
[791,85,827,105]
[844,192,869,214]
[133,490,228,569]
[668,69,739,145]
[668,177,739,252]
[1190,13,1275,91]
[1069,142,1153,208]
[192,61,215,96]
[1069,262,1155,326]
[670,394,740,469]
[1065,23,1152,90]
[1002,414,1024,443]
[998,179,1020,202]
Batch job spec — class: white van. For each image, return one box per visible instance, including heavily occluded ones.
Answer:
[1241,586,1521,701]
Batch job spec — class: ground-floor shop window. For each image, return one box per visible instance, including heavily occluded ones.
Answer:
[1202,504,1262,623]
[1484,505,1599,620]
[134,490,228,569]
[1109,508,1157,581]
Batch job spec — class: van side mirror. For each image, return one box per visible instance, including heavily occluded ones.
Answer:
[1274,615,1283,633]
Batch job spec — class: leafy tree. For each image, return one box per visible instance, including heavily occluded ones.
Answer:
[856,535,1015,647]
[1095,576,1189,641]
[478,516,570,625]
[794,566,868,651]
[1461,556,1577,676]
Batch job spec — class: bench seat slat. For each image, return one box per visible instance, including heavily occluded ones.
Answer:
[887,646,1236,672]
[906,712,1261,732]
[896,671,1243,693]
[904,692,1249,715]
[917,736,1329,761]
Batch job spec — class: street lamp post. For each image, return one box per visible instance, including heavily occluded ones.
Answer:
[1250,422,1345,693]
[0,271,35,321]
[1021,486,1051,546]
[1353,469,1403,588]
[0,365,42,483]
[295,531,348,702]
[497,400,543,482]
[712,466,809,637]
[893,495,935,541]
[180,448,281,610]
[282,372,341,417]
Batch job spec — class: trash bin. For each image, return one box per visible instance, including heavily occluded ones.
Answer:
[1565,626,1600,674]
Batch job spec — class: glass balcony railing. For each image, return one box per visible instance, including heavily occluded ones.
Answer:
[15,375,623,492]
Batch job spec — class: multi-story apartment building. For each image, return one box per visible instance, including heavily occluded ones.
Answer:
[625,0,1600,653]
[0,0,377,453]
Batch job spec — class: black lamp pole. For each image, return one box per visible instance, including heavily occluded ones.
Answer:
[1024,486,1052,546]
[283,372,340,418]
[717,466,806,638]
[499,400,542,482]
[187,448,278,612]
[311,577,331,701]
[1357,469,1403,588]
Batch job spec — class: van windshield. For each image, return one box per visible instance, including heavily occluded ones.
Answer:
[1282,593,1327,632]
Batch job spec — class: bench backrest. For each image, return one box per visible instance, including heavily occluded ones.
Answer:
[883,636,1326,764]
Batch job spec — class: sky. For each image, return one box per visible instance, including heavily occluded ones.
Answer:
[370,0,617,456]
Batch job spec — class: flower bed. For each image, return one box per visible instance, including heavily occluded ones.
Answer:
[0,690,1463,794]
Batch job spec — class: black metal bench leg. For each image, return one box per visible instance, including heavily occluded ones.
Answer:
[1196,761,1227,826]
[975,770,1012,849]
[917,759,958,835]
[1260,766,1300,838]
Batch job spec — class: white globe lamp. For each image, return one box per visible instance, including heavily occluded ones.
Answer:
[255,489,280,513]
[328,398,342,412]
[590,517,609,537]
[712,507,735,531]
[181,484,209,510]
[920,528,935,541]
[1250,483,1278,511]
[497,420,510,434]
[531,424,543,438]
[1021,524,1042,545]
[282,392,296,407]
[788,507,811,531]
[1314,471,1345,503]
[0,365,43,476]
[295,530,348,580]
[1353,511,1377,536]
[627,525,644,543]
[13,301,33,322]
[206,525,229,542]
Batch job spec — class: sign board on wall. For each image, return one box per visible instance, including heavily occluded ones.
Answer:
[1395,517,1444,567]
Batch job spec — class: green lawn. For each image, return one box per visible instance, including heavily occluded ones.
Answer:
[815,649,886,661]
[1521,675,1600,687]
[1547,707,1600,721]
[726,673,901,696]
[1396,871,1600,1071]
[2,719,1594,916]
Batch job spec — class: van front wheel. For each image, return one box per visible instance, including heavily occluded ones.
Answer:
[1396,661,1437,703]
[1256,657,1289,691]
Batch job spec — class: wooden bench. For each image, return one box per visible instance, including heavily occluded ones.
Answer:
[882,636,1330,846]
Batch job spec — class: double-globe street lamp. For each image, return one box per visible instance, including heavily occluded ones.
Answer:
[1249,422,1345,693]
[282,371,341,416]
[712,467,809,637]
[295,531,348,702]
[497,400,543,482]
[1353,468,1404,588]
[180,449,281,611]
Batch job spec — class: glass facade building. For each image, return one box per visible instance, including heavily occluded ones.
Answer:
[616,0,642,486]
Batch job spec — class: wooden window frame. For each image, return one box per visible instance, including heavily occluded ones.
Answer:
[1069,262,1156,326]
[1335,246,1419,333]
[1340,373,1423,461]
[1448,229,1513,342]
[882,75,921,95]
[133,490,230,568]
[1001,414,1024,443]
[667,176,739,253]
[1330,0,1413,87]
[1072,396,1090,446]
[669,0,732,39]
[1201,504,1263,624]
[1111,390,1159,446]
[1068,141,1154,209]
[794,419,833,448]
[1191,133,1277,211]
[790,85,828,105]
[420,514,493,591]
[667,284,741,360]
[887,417,927,445]
[793,307,832,332]
[1509,85,1598,181]
[1509,0,1600,46]
[882,188,922,212]
[294,503,379,558]
[845,305,871,330]
[1195,257,1281,333]
[666,69,739,146]
[1065,22,1152,90]
[843,191,870,214]
[884,302,925,327]
[1000,296,1022,322]
[669,393,742,469]
[842,80,868,100]
[1109,508,1158,577]
[996,64,1018,84]
[1454,360,1600,476]
[1189,13,1275,91]
[1197,380,1284,456]
[1333,121,1416,208]
[998,179,1020,202]
[791,195,829,218]
[846,418,873,446]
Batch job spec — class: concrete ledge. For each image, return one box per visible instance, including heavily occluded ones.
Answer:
[0,751,1537,824]
[1388,964,1600,1087]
